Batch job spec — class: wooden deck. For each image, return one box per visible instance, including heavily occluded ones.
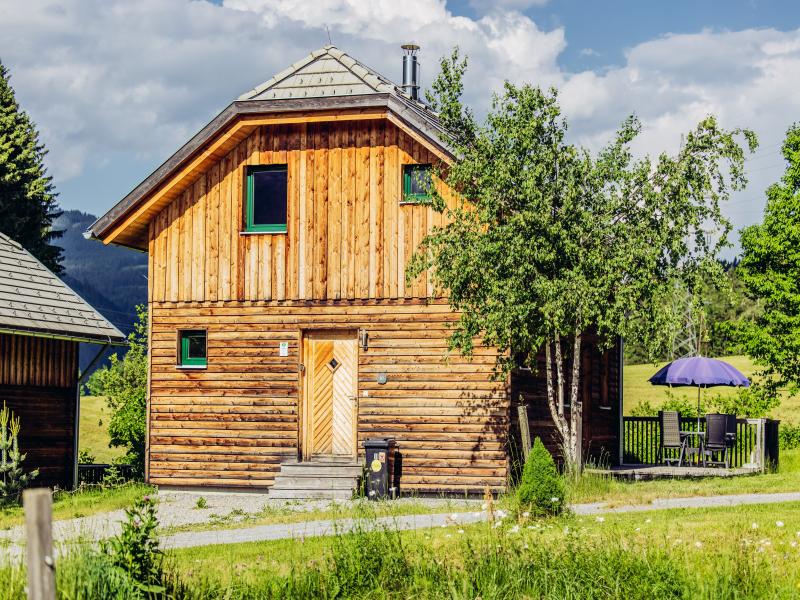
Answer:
[588,464,762,481]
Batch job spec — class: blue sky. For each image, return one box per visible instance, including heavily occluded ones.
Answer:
[2,0,799,250]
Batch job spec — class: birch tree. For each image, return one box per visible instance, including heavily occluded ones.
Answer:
[411,49,756,471]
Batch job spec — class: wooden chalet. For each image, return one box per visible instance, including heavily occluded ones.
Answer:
[87,45,621,496]
[0,232,125,489]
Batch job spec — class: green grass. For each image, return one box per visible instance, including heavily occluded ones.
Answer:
[163,501,800,598]
[624,355,800,423]
[79,395,124,464]
[0,483,154,530]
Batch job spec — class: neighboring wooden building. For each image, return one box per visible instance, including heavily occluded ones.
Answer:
[0,233,125,489]
[87,46,621,495]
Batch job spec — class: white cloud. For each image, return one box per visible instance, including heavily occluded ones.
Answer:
[0,0,798,236]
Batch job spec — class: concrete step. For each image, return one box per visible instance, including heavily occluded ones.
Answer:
[276,464,363,478]
[271,475,356,489]
[268,488,354,500]
[267,458,363,500]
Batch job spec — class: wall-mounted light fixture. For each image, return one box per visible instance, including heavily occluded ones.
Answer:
[358,328,369,351]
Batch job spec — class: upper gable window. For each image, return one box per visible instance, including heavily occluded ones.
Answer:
[245,165,288,233]
[402,164,432,203]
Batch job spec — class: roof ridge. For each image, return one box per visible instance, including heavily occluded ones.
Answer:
[239,45,398,101]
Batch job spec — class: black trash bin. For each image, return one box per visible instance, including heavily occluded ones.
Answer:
[363,438,400,500]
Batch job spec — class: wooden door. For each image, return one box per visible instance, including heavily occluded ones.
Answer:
[303,332,358,459]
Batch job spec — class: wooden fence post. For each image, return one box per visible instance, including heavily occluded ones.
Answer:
[517,404,532,460]
[23,488,55,600]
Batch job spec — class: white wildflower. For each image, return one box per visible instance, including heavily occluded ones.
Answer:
[752,522,759,530]
[645,518,652,524]
[695,541,703,548]
[596,517,605,523]
[791,541,798,548]
[445,534,452,539]
[458,529,465,534]
[551,497,559,503]
[481,503,488,510]
[495,509,507,519]
[510,525,520,534]
[776,521,785,528]
[635,527,641,532]
[494,521,503,529]
[522,512,530,518]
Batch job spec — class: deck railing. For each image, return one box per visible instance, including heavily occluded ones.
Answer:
[77,463,136,485]
[622,416,779,470]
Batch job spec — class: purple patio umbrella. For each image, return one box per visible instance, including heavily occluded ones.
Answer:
[649,356,750,430]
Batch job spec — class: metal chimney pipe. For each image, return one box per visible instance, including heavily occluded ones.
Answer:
[401,43,420,101]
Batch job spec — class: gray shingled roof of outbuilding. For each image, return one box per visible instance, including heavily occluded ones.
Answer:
[0,232,126,344]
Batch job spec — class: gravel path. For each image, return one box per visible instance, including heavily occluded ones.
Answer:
[571,491,800,515]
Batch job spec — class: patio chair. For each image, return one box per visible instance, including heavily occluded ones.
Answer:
[703,413,732,468]
[658,411,688,466]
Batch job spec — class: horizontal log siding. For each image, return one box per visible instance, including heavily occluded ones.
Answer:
[149,119,454,305]
[0,333,78,488]
[148,301,509,493]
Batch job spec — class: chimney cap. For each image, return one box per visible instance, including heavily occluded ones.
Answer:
[401,43,420,53]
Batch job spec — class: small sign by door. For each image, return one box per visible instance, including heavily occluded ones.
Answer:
[279,342,289,357]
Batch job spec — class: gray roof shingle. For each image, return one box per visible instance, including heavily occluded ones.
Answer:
[0,232,126,344]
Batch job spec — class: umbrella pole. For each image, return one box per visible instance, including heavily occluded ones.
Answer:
[697,386,702,433]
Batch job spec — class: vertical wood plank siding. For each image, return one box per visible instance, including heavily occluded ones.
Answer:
[148,120,451,303]
[0,333,78,488]
[148,301,508,492]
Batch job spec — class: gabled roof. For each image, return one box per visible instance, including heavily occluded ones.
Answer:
[239,45,395,101]
[0,232,126,344]
[86,45,450,250]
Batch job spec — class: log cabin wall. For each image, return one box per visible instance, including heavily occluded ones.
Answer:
[0,332,78,488]
[148,301,509,494]
[509,335,621,472]
[148,119,453,304]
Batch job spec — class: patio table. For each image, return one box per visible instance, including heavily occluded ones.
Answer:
[680,430,705,466]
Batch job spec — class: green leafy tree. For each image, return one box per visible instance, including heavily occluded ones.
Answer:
[0,60,62,272]
[737,124,800,405]
[0,402,38,507]
[87,305,147,476]
[413,49,756,471]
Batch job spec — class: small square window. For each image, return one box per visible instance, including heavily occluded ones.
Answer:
[179,330,207,367]
[402,164,432,202]
[245,165,288,233]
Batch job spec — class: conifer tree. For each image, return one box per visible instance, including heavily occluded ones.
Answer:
[0,59,62,272]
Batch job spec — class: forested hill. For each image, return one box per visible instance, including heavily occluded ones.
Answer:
[55,210,147,337]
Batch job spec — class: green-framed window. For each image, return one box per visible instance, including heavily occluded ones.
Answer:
[402,163,432,202]
[179,330,207,367]
[245,165,288,233]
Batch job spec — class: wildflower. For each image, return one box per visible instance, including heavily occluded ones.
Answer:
[752,522,759,530]
[481,503,488,510]
[458,529,464,534]
[522,511,530,518]
[445,534,452,539]
[495,509,507,519]
[645,518,652,524]
[523,543,529,550]
[494,521,503,529]
[595,517,605,523]
[509,525,520,534]
[635,527,641,532]
[695,541,703,548]
[777,521,785,528]
[791,541,798,548]
[551,497,559,503]
[527,525,535,530]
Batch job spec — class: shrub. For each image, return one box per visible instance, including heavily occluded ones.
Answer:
[0,402,38,507]
[516,437,565,516]
[779,422,800,450]
[195,496,208,509]
[78,448,96,463]
[102,494,164,594]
